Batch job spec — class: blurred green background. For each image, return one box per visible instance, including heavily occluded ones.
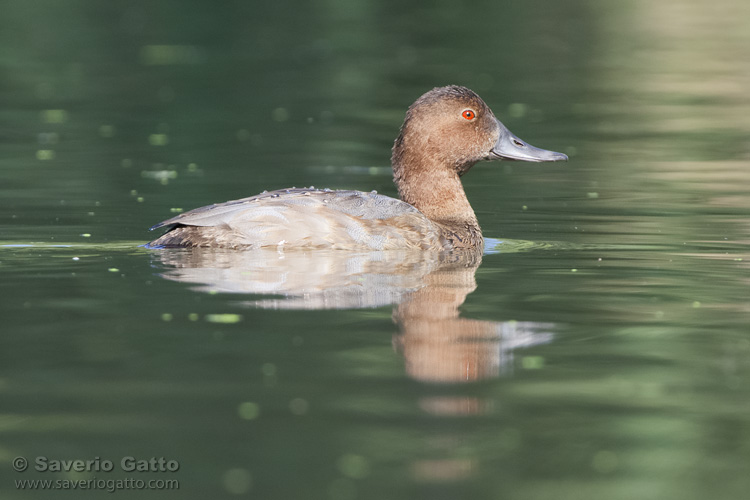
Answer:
[1,0,749,499]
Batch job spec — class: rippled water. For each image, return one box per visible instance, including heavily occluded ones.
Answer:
[2,1,749,499]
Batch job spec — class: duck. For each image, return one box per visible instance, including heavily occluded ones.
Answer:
[147,85,567,251]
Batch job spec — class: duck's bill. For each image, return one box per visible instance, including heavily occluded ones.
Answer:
[488,119,568,162]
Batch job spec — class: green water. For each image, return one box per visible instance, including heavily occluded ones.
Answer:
[2,0,750,499]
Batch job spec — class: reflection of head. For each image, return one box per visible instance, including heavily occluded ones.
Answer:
[391,261,554,384]
[394,318,553,384]
[394,328,502,382]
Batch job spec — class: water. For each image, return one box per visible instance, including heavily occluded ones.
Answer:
[2,0,750,499]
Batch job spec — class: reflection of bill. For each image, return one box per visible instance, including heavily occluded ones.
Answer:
[151,246,554,388]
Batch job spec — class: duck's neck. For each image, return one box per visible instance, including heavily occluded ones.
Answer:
[392,149,481,240]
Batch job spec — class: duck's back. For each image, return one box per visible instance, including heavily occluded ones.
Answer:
[147,188,443,250]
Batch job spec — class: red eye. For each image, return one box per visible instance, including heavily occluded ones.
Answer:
[462,109,475,120]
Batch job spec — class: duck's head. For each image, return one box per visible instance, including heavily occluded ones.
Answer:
[392,85,567,179]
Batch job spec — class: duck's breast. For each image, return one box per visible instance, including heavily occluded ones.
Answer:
[147,188,443,250]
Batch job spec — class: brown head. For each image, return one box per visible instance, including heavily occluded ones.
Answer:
[391,85,567,231]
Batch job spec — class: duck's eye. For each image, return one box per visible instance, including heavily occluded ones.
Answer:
[462,109,476,120]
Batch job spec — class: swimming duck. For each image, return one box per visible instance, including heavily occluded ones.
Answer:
[147,85,567,251]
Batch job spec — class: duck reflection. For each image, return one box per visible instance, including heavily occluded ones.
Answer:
[152,248,553,388]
